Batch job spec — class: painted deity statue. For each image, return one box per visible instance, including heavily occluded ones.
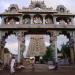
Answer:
[33,16,42,24]
[8,19,15,24]
[23,18,31,24]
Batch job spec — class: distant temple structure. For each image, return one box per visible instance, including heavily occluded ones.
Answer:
[0,0,75,64]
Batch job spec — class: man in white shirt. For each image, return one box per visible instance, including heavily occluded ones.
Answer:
[10,57,16,73]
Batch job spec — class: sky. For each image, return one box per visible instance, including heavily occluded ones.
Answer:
[0,0,75,13]
[0,0,75,55]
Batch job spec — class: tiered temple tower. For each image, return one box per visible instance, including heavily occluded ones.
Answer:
[27,35,47,57]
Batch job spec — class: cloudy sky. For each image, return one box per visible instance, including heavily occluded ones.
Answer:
[0,0,75,55]
[0,0,75,13]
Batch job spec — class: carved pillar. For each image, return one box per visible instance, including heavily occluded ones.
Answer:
[0,31,2,60]
[42,14,46,24]
[0,31,5,63]
[71,17,74,25]
[68,32,74,64]
[53,16,57,25]
[0,44,4,63]
[72,31,75,63]
[1,17,5,24]
[17,31,25,63]
[31,14,34,24]
[70,47,74,64]
[20,16,23,24]
[49,31,58,63]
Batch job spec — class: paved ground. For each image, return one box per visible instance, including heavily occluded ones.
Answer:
[0,64,75,75]
[0,69,75,75]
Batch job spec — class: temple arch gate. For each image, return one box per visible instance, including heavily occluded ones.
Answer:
[0,0,75,64]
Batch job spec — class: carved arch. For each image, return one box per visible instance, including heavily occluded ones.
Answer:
[8,4,19,12]
[56,5,66,12]
[5,17,20,24]
[23,15,31,24]
[45,15,53,24]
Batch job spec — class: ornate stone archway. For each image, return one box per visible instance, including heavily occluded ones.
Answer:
[0,30,27,63]
[0,0,75,64]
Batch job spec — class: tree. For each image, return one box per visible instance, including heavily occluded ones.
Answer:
[61,44,70,63]
[4,48,10,53]
[43,46,53,62]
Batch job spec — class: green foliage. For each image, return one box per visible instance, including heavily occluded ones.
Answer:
[4,48,10,53]
[61,44,70,58]
[43,46,53,62]
[61,44,71,64]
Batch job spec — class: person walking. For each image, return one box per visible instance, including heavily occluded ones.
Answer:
[31,58,35,71]
[10,56,16,73]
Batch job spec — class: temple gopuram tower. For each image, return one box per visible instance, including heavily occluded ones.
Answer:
[27,35,47,57]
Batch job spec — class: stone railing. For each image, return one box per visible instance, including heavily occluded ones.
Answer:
[0,24,75,29]
[19,8,57,13]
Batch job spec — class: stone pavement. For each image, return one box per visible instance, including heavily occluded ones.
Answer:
[0,64,75,75]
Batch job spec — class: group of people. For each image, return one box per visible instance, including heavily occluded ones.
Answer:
[48,62,58,70]
[7,56,35,73]
[2,56,58,73]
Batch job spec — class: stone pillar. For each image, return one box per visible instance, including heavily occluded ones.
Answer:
[69,32,75,64]
[0,31,2,60]
[31,14,34,24]
[20,16,23,24]
[53,16,57,25]
[50,31,58,63]
[17,31,25,63]
[1,45,4,63]
[70,48,74,64]
[69,34,74,64]
[71,17,74,25]
[0,31,5,63]
[42,14,46,24]
[1,17,5,24]
[17,34,21,63]
[72,31,75,63]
